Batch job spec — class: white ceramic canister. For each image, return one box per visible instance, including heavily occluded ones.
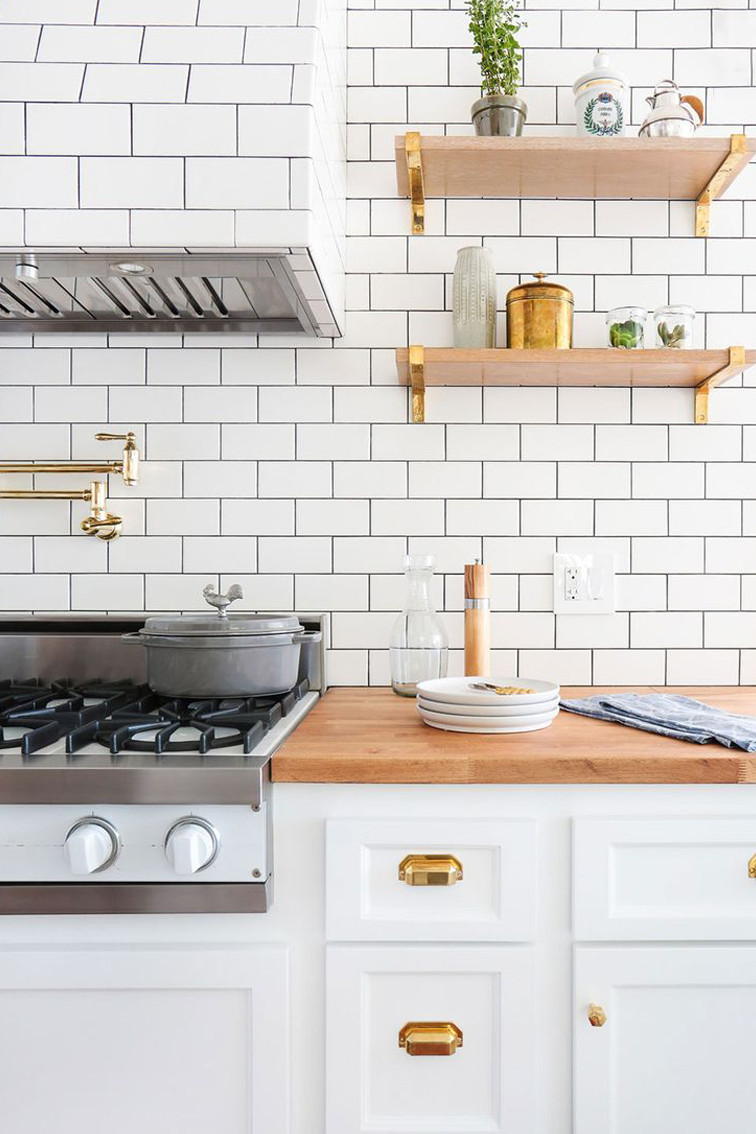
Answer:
[452,246,497,348]
[573,52,629,138]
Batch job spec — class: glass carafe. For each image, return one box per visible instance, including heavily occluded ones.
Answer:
[389,555,449,697]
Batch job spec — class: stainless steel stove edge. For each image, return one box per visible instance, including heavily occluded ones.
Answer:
[0,879,272,915]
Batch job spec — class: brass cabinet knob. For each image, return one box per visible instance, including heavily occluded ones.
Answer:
[748,853,756,879]
[398,854,463,886]
[398,1022,463,1056]
[588,1004,607,1028]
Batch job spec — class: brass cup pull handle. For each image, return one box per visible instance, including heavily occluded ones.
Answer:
[588,1004,607,1028]
[399,1022,463,1056]
[398,854,463,887]
[748,853,756,879]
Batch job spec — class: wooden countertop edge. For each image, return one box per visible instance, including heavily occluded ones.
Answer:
[273,753,747,785]
[273,686,756,785]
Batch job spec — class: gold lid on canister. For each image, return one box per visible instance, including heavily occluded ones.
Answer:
[506,272,574,306]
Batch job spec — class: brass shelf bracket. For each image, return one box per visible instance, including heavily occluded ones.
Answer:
[0,431,139,540]
[409,344,426,423]
[696,134,749,237]
[695,345,746,424]
[405,131,425,235]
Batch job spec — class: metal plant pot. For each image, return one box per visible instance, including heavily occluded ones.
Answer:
[471,94,527,137]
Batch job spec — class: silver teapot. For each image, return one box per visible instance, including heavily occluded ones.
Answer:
[639,80,704,138]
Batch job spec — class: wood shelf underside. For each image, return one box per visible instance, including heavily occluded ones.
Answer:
[395,348,756,388]
[394,135,756,202]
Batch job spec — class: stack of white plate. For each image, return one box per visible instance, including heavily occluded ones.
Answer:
[416,676,560,734]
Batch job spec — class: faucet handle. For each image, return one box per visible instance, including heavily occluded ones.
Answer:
[96,432,135,445]
[95,432,139,486]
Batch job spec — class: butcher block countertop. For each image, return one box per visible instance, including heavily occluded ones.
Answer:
[272,686,756,785]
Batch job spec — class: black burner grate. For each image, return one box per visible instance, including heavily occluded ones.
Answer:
[0,678,309,756]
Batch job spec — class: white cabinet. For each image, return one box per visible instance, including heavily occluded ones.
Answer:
[326,818,537,941]
[574,816,756,940]
[326,944,535,1134]
[0,946,289,1134]
[574,945,756,1134]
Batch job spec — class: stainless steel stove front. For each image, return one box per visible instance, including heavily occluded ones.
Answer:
[0,614,326,914]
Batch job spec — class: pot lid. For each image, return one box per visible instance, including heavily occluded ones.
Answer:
[138,583,302,636]
[139,612,303,638]
[506,273,574,305]
[573,52,628,94]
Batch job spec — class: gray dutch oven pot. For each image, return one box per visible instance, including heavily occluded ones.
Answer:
[124,584,321,698]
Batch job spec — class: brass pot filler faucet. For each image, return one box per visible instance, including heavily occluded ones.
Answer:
[0,432,139,541]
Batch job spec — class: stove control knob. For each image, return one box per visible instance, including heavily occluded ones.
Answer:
[165,817,220,875]
[65,817,120,875]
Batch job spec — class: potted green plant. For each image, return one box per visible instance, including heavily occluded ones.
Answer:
[467,0,527,136]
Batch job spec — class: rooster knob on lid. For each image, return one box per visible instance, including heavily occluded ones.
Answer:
[464,561,491,677]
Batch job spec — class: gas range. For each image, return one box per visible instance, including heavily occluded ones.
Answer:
[0,616,325,915]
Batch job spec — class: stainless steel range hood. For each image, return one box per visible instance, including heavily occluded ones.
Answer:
[0,252,331,336]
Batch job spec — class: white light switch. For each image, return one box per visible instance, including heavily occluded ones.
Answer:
[553,552,615,614]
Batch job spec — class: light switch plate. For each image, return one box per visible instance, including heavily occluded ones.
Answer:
[553,552,616,614]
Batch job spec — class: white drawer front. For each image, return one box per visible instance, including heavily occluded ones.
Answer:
[326,944,534,1134]
[574,816,756,940]
[326,818,537,941]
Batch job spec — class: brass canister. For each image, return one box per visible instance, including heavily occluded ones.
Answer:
[506,272,574,348]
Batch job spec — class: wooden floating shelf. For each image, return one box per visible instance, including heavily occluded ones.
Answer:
[395,346,755,424]
[395,133,756,236]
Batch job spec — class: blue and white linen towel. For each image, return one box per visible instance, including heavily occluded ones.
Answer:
[559,693,756,752]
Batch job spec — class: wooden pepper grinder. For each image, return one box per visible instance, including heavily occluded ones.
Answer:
[464,560,491,677]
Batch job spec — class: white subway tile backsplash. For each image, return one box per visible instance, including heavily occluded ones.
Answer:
[146,499,220,536]
[133,105,236,157]
[222,499,291,535]
[446,499,519,535]
[222,424,294,461]
[142,27,245,63]
[0,0,752,682]
[80,157,184,209]
[522,498,594,535]
[38,25,143,63]
[596,425,668,462]
[258,461,331,498]
[522,425,593,461]
[632,537,705,573]
[297,498,369,535]
[0,157,77,208]
[558,387,630,424]
[705,538,756,574]
[486,462,557,498]
[27,103,131,155]
[667,649,740,685]
[559,462,630,498]
[372,498,445,535]
[484,388,556,424]
[259,536,331,574]
[98,0,198,22]
[632,611,703,648]
[147,424,220,460]
[633,462,704,498]
[83,64,189,103]
[187,64,292,103]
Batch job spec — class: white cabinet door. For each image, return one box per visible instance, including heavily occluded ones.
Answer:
[575,945,756,1134]
[0,946,289,1134]
[326,818,537,941]
[327,944,535,1134]
[574,816,756,940]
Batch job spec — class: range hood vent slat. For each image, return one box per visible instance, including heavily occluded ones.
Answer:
[0,253,331,335]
